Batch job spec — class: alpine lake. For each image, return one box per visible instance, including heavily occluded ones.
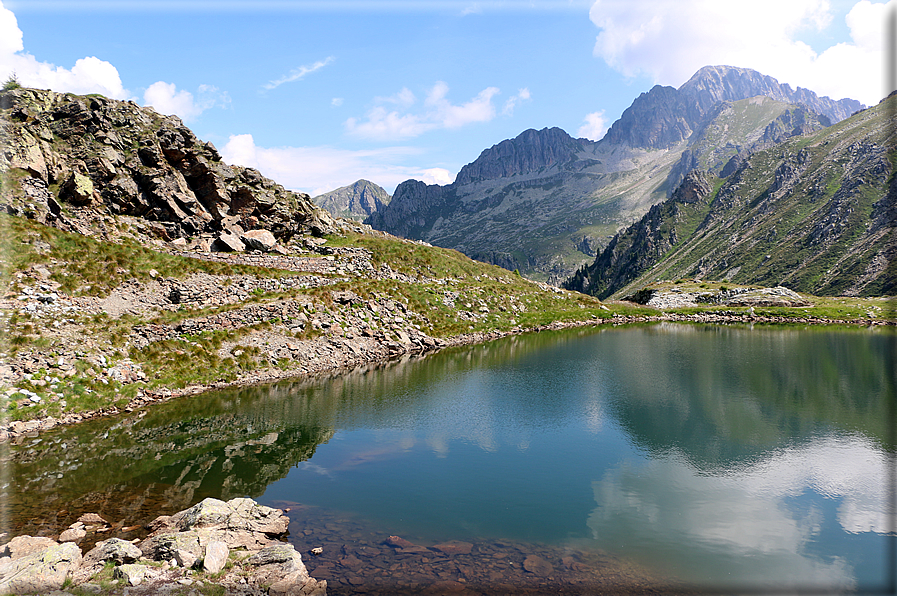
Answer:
[4,323,895,595]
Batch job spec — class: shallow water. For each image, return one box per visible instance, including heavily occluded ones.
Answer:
[4,323,895,593]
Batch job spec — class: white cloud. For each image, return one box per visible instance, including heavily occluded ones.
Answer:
[578,110,608,141]
[347,81,502,140]
[589,434,889,589]
[588,0,895,105]
[221,133,455,196]
[418,167,454,185]
[263,56,335,91]
[143,81,230,122]
[331,97,344,107]
[502,87,531,115]
[0,1,128,99]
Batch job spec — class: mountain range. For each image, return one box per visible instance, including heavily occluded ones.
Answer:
[364,65,866,284]
[565,92,896,298]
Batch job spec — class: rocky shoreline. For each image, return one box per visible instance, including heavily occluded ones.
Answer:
[0,497,326,596]
[3,299,890,444]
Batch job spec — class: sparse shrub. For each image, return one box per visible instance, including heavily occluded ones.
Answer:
[2,72,21,91]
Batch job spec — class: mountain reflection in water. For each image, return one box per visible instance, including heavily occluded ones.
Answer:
[3,323,894,593]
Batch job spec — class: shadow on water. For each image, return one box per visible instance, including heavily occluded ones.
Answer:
[1,323,893,594]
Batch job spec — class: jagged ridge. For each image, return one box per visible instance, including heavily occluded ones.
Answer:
[0,87,335,247]
[565,94,896,298]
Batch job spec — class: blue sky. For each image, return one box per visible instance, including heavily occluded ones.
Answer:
[1,0,894,196]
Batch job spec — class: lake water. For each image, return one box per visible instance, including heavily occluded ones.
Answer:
[4,323,895,594]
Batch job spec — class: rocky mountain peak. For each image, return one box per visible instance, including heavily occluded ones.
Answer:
[454,127,585,185]
[679,65,864,122]
[313,178,391,221]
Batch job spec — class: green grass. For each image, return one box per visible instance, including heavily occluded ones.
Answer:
[0,213,297,298]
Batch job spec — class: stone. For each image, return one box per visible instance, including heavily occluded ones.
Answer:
[523,554,554,576]
[174,549,197,569]
[241,229,277,252]
[76,513,108,526]
[82,538,141,567]
[112,563,145,586]
[58,527,86,543]
[432,541,473,556]
[62,172,95,205]
[214,231,245,252]
[246,544,325,596]
[385,536,417,549]
[202,541,228,574]
[0,538,82,595]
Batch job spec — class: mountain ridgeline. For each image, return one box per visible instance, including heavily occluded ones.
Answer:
[564,93,896,298]
[365,66,865,284]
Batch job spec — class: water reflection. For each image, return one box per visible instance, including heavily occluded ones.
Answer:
[588,435,891,591]
[2,323,893,593]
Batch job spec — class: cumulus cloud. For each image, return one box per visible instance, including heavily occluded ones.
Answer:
[221,133,456,196]
[0,0,128,99]
[143,81,230,122]
[589,0,895,105]
[263,56,334,91]
[577,110,608,140]
[346,81,502,140]
[502,87,531,115]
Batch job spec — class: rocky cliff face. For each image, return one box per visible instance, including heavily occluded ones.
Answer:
[604,65,860,151]
[565,94,896,298]
[0,87,335,249]
[679,65,864,123]
[453,127,587,185]
[313,178,390,222]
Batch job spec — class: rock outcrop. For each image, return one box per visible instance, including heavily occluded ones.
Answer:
[0,498,325,595]
[0,87,336,249]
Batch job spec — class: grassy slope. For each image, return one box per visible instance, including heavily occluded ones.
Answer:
[611,96,896,299]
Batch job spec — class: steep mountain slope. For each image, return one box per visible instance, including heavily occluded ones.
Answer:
[367,66,863,283]
[564,94,896,298]
[313,178,390,221]
[0,87,335,248]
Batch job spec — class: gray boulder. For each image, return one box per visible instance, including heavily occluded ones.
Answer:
[0,537,82,595]
[247,544,325,596]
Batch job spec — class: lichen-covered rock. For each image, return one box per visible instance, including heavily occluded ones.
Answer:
[247,544,325,596]
[113,563,146,586]
[83,538,141,567]
[0,537,82,595]
[140,497,290,558]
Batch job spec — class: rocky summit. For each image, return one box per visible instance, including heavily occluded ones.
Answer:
[313,179,391,222]
[365,66,866,284]
[0,87,335,250]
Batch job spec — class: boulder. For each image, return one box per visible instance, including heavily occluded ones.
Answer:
[61,172,94,205]
[82,538,141,567]
[523,554,554,576]
[246,544,325,596]
[140,497,290,556]
[0,538,82,595]
[202,541,229,574]
[241,229,277,252]
[213,231,245,252]
[112,563,145,586]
